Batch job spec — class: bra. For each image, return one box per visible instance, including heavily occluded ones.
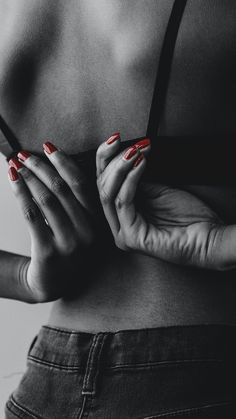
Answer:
[1,0,232,185]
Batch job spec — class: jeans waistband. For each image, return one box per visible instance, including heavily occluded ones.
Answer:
[28,324,236,372]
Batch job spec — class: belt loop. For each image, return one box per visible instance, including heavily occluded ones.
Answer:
[82,332,109,396]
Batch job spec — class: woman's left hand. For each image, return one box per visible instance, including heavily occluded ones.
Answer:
[96,134,236,271]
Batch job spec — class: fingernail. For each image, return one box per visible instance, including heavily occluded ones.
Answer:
[123,146,138,161]
[135,138,151,150]
[9,157,23,170]
[17,151,31,162]
[106,132,120,145]
[133,153,144,168]
[8,166,19,181]
[43,141,58,154]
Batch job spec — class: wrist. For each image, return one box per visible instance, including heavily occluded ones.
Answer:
[16,257,38,303]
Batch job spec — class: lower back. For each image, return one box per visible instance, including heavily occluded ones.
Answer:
[48,248,236,332]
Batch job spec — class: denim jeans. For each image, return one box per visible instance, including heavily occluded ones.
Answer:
[5,324,236,418]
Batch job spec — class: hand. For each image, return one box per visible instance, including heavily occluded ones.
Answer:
[96,134,236,271]
[8,142,94,303]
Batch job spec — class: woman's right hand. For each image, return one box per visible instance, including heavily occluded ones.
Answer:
[8,142,94,303]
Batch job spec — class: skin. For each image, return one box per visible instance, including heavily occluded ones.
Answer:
[0,0,236,331]
[96,139,236,271]
[8,147,95,303]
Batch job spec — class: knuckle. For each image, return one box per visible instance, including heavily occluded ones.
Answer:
[99,188,111,205]
[23,205,40,224]
[38,191,55,208]
[115,195,125,210]
[70,174,87,191]
[97,175,111,204]
[96,177,101,189]
[96,175,103,190]
[61,238,78,255]
[70,179,82,192]
[30,156,42,170]
[50,177,68,195]
[20,167,32,182]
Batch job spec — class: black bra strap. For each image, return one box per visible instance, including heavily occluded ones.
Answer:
[0,114,22,155]
[146,0,188,139]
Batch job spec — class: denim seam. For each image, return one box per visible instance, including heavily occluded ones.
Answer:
[142,400,232,418]
[7,396,43,419]
[82,334,99,395]
[28,355,83,371]
[5,405,22,419]
[28,355,224,371]
[82,333,108,395]
[77,395,87,419]
[91,334,107,395]
[104,358,224,370]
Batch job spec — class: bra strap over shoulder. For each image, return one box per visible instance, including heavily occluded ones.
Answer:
[146,0,188,140]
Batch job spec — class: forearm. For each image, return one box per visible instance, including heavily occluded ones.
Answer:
[0,250,33,303]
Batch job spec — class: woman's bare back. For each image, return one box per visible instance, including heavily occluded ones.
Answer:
[1,0,236,331]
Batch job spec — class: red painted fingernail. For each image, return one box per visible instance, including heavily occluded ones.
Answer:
[133,153,144,168]
[9,157,23,170]
[135,138,151,150]
[43,141,58,154]
[8,166,19,181]
[17,151,31,162]
[123,146,138,161]
[106,132,120,145]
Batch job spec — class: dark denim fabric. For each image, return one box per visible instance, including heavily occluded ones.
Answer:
[5,324,236,419]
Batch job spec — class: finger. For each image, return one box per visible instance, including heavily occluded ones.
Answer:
[96,135,151,180]
[8,166,51,245]
[101,137,151,182]
[96,132,121,178]
[97,145,141,237]
[101,138,151,201]
[116,153,146,233]
[15,164,75,244]
[16,151,90,232]
[42,142,93,213]
[207,224,236,271]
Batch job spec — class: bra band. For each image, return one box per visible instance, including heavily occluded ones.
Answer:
[146,0,188,139]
